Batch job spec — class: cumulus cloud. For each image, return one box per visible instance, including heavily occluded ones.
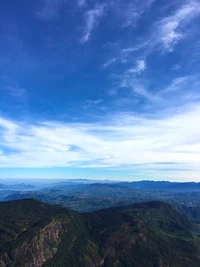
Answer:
[81,3,106,43]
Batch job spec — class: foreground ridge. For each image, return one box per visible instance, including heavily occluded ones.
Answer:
[1,199,200,267]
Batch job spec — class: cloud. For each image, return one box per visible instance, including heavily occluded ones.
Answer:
[103,57,118,68]
[120,77,157,103]
[77,0,86,7]
[111,71,200,108]
[36,0,65,20]
[127,60,147,74]
[1,103,200,181]
[84,99,103,108]
[117,0,155,27]
[112,1,200,69]
[81,3,106,43]
[158,76,194,96]
[6,85,26,98]
[157,1,200,51]
[111,60,152,101]
[1,77,27,103]
[172,64,182,71]
[120,42,149,63]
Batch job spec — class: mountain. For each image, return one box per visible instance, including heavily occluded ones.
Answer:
[120,181,200,192]
[0,184,6,189]
[1,199,200,267]
[4,182,200,223]
[0,183,36,191]
[0,199,96,267]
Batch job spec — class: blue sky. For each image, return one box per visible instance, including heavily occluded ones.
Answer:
[0,0,200,181]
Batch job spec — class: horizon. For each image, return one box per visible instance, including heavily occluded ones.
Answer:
[0,0,200,181]
[1,177,200,184]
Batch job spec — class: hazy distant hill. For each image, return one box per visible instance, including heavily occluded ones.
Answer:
[0,183,36,191]
[1,199,200,266]
[120,181,200,192]
[4,181,200,224]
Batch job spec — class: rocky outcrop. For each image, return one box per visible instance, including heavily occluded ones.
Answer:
[0,220,63,267]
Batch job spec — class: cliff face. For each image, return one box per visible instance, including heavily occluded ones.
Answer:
[0,220,63,267]
[1,199,200,267]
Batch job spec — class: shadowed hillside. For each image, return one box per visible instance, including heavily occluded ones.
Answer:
[1,199,200,267]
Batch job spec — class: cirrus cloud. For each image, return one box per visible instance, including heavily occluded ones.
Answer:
[81,3,107,43]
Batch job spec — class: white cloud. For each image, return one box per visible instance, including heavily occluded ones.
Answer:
[120,42,148,63]
[112,60,158,103]
[7,85,26,98]
[127,60,147,74]
[84,99,103,108]
[158,76,193,96]
[172,64,182,71]
[81,4,106,43]
[158,1,200,51]
[118,0,155,27]
[1,103,200,181]
[36,0,66,20]
[77,0,86,7]
[114,1,200,68]
[103,58,118,68]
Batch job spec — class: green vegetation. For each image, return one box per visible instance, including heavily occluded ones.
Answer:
[1,199,200,266]
[5,183,200,224]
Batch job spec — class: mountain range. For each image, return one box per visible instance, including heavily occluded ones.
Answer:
[1,199,200,267]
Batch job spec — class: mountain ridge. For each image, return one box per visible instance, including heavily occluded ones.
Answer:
[1,199,200,267]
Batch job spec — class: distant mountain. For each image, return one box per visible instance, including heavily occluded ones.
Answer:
[0,184,6,189]
[50,180,200,193]
[1,199,200,267]
[120,181,200,192]
[73,183,136,197]
[0,183,36,190]
[47,179,116,189]
[2,179,200,193]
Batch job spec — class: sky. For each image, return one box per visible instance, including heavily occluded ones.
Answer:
[0,0,200,181]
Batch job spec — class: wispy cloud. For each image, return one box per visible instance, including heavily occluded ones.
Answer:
[157,1,200,51]
[120,42,149,63]
[7,85,26,98]
[110,60,152,101]
[112,1,200,70]
[36,0,65,20]
[120,77,157,103]
[1,103,200,181]
[127,60,147,74]
[84,99,103,108]
[103,2,200,107]
[81,3,106,43]
[117,0,155,27]
[1,77,27,103]
[77,0,86,7]
[103,57,118,68]
[172,64,182,71]
[158,76,194,96]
